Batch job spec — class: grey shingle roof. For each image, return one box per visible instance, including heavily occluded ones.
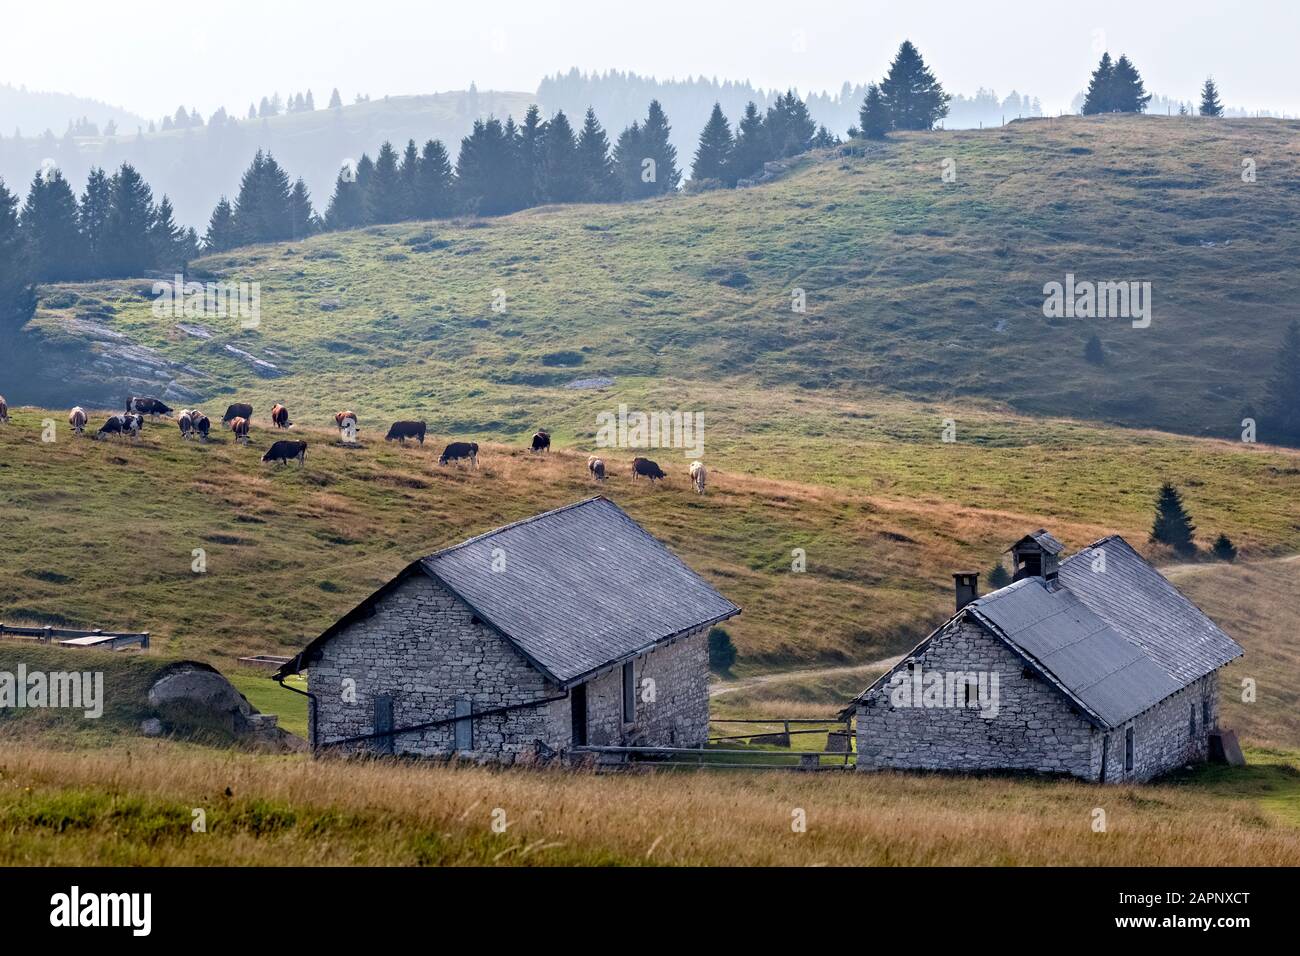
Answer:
[421,497,739,684]
[849,532,1243,728]
[278,497,739,685]
[1006,529,1065,555]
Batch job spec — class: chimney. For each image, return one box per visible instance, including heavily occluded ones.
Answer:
[954,572,980,612]
[1008,530,1065,588]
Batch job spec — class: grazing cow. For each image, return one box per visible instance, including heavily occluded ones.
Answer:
[178,410,195,439]
[385,421,426,445]
[262,440,307,467]
[0,395,8,424]
[631,457,666,482]
[229,416,250,444]
[335,410,358,441]
[127,397,173,419]
[439,441,479,467]
[68,407,87,435]
[192,413,211,440]
[271,403,292,429]
[97,413,143,440]
[531,429,551,454]
[690,461,707,495]
[587,456,607,482]
[223,402,254,425]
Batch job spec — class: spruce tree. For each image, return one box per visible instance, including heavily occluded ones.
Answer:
[288,178,316,239]
[20,167,86,281]
[149,194,187,270]
[638,100,680,195]
[414,139,454,219]
[455,118,516,216]
[78,167,112,277]
[576,107,616,200]
[204,197,239,251]
[1111,55,1152,113]
[540,110,583,203]
[367,141,404,223]
[324,167,365,230]
[987,563,1011,589]
[765,91,816,157]
[858,83,891,139]
[1199,78,1224,116]
[1211,533,1238,562]
[691,103,734,185]
[730,102,767,181]
[1081,53,1116,115]
[231,151,295,244]
[611,121,644,200]
[328,88,343,110]
[1150,482,1197,555]
[101,164,156,276]
[1264,320,1300,444]
[879,41,951,131]
[399,139,420,218]
[518,105,548,208]
[0,177,37,334]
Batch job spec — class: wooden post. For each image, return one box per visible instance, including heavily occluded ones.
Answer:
[43,626,53,644]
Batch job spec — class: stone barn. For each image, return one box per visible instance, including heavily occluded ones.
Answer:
[848,530,1243,783]
[276,497,740,763]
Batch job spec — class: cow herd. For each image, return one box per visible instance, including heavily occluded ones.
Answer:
[0,394,711,492]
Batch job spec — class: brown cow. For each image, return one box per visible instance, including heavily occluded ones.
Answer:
[69,406,87,435]
[229,416,250,444]
[271,404,292,429]
[335,410,358,442]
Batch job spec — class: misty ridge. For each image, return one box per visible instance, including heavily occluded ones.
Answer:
[4,70,1056,229]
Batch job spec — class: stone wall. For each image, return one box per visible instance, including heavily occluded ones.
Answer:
[307,574,710,762]
[855,618,1097,777]
[855,614,1224,783]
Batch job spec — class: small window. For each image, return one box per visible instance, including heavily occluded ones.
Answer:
[1124,726,1135,773]
[622,661,636,722]
[454,699,473,751]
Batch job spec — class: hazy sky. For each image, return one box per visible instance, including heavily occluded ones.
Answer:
[4,0,1297,118]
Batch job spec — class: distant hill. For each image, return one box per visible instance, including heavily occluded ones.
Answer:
[0,90,535,228]
[0,82,147,140]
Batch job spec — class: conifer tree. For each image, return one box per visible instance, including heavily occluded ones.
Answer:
[541,110,583,203]
[765,91,816,157]
[1199,78,1224,116]
[879,41,950,130]
[455,118,516,216]
[1081,53,1116,114]
[637,100,680,195]
[231,151,295,244]
[518,105,548,207]
[149,194,187,269]
[612,121,643,200]
[858,83,891,139]
[414,139,454,219]
[1264,320,1300,444]
[367,141,404,223]
[1111,55,1152,113]
[324,167,365,230]
[730,102,767,181]
[204,197,238,251]
[20,167,86,281]
[399,140,420,218]
[0,176,37,334]
[691,103,734,185]
[328,88,342,110]
[576,107,616,200]
[1211,533,1238,562]
[1150,482,1197,555]
[288,178,316,239]
[987,563,1011,589]
[101,163,156,276]
[78,167,112,277]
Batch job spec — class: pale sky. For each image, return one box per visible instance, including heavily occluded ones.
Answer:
[3,0,1297,118]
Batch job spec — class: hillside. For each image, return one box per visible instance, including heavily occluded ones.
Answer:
[10,115,1300,440]
[1,405,1297,678]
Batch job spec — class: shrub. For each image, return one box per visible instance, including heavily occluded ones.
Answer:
[708,627,737,673]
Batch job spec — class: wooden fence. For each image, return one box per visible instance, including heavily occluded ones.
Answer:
[0,623,150,650]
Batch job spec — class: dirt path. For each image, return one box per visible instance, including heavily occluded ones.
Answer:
[709,658,900,698]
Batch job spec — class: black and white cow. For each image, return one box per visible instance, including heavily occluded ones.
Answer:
[127,397,172,419]
[97,413,143,440]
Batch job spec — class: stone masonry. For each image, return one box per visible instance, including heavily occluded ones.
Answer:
[308,574,709,762]
[856,616,1222,783]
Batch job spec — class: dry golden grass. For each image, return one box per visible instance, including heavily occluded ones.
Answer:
[1,741,1296,866]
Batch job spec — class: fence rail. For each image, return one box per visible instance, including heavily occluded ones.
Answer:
[0,623,150,650]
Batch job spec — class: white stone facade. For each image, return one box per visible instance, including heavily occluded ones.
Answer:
[855,615,1223,783]
[307,574,709,763]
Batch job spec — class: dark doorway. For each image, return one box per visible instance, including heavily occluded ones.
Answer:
[374,695,394,755]
[571,684,588,747]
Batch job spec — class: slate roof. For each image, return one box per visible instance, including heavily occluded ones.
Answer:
[849,533,1243,729]
[1006,528,1065,555]
[277,497,739,685]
